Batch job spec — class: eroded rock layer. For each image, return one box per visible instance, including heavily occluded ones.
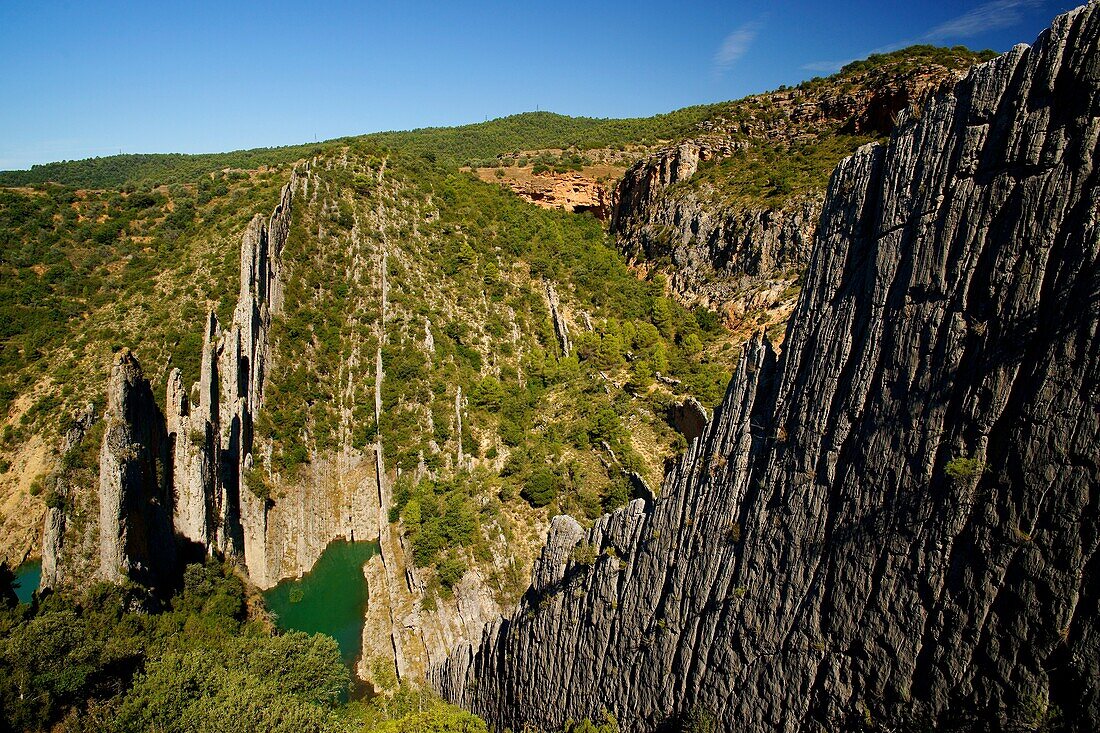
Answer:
[42,172,300,592]
[609,47,981,318]
[97,350,174,586]
[434,6,1100,731]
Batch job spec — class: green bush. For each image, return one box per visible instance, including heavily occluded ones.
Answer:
[522,467,562,507]
[0,561,355,732]
[945,455,984,481]
[571,541,598,566]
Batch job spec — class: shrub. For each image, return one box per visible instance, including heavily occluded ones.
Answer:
[521,467,562,507]
[945,455,984,481]
[571,541,598,566]
[436,554,466,590]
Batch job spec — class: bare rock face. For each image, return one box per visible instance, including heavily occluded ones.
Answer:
[667,397,709,443]
[611,143,700,236]
[616,189,820,312]
[492,170,612,218]
[40,403,97,589]
[546,282,572,357]
[45,172,300,592]
[434,6,1100,731]
[165,171,299,583]
[610,52,977,316]
[98,350,175,586]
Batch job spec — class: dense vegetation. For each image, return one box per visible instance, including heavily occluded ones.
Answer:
[0,147,321,191]
[250,145,731,604]
[832,44,997,77]
[366,109,726,168]
[0,170,287,430]
[0,109,724,191]
[0,560,498,732]
[687,134,876,206]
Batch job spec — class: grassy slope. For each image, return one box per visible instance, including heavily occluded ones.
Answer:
[0,169,292,563]
[0,108,725,190]
[679,45,997,208]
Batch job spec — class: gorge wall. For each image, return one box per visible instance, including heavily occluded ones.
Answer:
[608,48,983,325]
[41,171,300,592]
[434,5,1100,731]
[38,159,502,691]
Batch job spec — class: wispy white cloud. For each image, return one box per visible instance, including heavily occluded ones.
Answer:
[921,0,1043,41]
[714,22,762,75]
[801,0,1046,76]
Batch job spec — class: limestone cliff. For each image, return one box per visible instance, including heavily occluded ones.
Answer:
[435,5,1100,731]
[97,350,175,586]
[39,158,503,690]
[40,171,300,591]
[39,403,97,589]
[610,49,985,320]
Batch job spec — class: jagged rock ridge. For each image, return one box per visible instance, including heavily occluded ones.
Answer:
[97,350,175,585]
[434,5,1100,731]
[42,171,300,590]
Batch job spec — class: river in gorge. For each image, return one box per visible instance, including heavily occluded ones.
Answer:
[262,539,381,673]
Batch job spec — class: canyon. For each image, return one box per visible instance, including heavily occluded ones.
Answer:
[0,4,1097,732]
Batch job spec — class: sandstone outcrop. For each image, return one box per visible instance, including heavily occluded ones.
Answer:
[491,170,612,218]
[434,6,1100,730]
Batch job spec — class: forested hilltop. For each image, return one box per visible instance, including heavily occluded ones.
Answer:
[0,44,992,190]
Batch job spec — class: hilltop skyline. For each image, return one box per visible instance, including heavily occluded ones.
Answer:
[0,0,1078,170]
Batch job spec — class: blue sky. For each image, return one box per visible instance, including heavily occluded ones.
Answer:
[0,0,1078,170]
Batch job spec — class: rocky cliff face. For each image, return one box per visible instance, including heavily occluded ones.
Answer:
[162,171,298,583]
[40,158,504,691]
[97,350,175,586]
[434,6,1100,731]
[609,52,982,320]
[39,403,97,589]
[41,172,300,592]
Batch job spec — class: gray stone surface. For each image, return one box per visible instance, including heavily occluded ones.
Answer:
[40,403,96,589]
[168,171,299,583]
[433,6,1100,731]
[47,171,300,591]
[609,45,975,314]
[546,282,573,357]
[667,398,709,443]
[98,350,175,586]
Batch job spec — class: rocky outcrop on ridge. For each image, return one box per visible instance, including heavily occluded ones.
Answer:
[42,171,300,591]
[39,403,97,589]
[497,170,611,218]
[434,5,1100,731]
[546,283,572,357]
[610,51,986,317]
[97,350,175,586]
[38,159,503,690]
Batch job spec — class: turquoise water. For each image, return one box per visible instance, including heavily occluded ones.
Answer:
[14,560,41,604]
[263,540,380,669]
